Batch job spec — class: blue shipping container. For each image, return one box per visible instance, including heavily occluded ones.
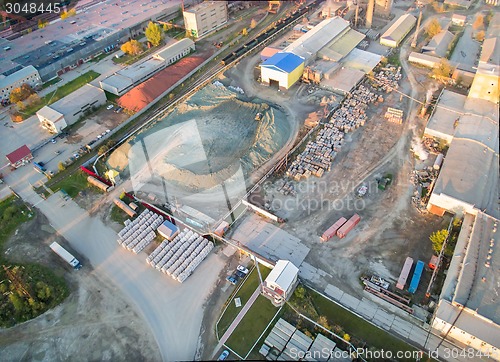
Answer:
[408,261,425,294]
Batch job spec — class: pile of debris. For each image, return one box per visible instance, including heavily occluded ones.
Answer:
[285,84,377,181]
[277,180,297,196]
[422,137,443,154]
[372,65,402,93]
[410,168,438,213]
[385,107,404,124]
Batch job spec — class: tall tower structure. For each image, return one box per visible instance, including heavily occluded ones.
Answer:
[366,0,375,28]
[411,10,422,48]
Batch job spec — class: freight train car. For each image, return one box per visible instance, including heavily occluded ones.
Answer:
[408,260,425,294]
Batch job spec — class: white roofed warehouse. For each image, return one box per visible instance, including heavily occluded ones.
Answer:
[37,84,107,134]
[380,14,416,48]
[260,52,305,90]
[262,260,299,306]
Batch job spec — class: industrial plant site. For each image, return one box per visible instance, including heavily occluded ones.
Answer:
[0,0,498,361]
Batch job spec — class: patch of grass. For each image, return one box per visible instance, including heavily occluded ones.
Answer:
[0,197,69,327]
[110,204,130,225]
[89,52,109,63]
[308,288,416,356]
[41,77,61,89]
[20,70,101,119]
[225,295,279,357]
[50,170,89,198]
[217,265,271,337]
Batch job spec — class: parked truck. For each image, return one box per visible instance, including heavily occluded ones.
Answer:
[50,242,82,269]
[320,217,347,242]
[396,257,413,290]
[408,260,425,294]
[336,214,361,238]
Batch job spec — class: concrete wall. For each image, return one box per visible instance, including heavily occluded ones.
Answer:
[64,89,107,126]
[261,62,304,90]
[427,192,477,217]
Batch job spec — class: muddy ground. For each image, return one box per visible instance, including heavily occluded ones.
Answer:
[0,212,161,361]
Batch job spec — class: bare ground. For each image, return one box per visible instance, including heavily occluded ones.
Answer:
[0,212,161,362]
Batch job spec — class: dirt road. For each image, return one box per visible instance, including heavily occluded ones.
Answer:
[4,168,227,361]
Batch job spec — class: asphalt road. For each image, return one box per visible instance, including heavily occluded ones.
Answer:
[5,167,226,361]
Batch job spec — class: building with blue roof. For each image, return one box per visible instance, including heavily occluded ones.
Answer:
[260,52,305,90]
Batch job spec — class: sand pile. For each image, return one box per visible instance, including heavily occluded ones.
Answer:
[109,83,291,192]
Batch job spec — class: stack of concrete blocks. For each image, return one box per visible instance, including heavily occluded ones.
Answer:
[286,83,378,181]
[385,107,404,124]
[146,228,214,283]
[117,209,164,254]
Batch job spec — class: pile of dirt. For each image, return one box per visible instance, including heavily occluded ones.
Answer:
[110,83,291,192]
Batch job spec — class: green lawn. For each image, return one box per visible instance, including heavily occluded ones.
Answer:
[0,196,33,254]
[225,295,279,358]
[50,170,89,198]
[308,289,417,356]
[20,70,101,119]
[217,265,271,337]
[41,77,61,89]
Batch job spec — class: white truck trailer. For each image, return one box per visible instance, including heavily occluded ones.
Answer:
[50,242,82,269]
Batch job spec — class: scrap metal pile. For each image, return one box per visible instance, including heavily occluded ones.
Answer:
[371,65,402,93]
[117,209,164,254]
[285,84,378,181]
[146,229,214,283]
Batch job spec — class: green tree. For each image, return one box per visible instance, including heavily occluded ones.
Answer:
[98,145,109,155]
[58,162,66,171]
[145,21,163,47]
[426,19,441,38]
[9,83,33,103]
[430,229,448,254]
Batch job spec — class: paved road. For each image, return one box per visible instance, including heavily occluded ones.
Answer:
[212,286,261,358]
[4,167,226,362]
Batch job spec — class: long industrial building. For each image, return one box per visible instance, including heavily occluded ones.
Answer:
[100,38,195,96]
[428,16,500,357]
[0,0,183,81]
[380,14,416,48]
[37,84,107,134]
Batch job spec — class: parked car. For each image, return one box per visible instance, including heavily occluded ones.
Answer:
[51,138,57,144]
[106,104,114,110]
[237,265,249,275]
[105,129,110,133]
[226,276,238,285]
[217,350,230,361]
[235,270,246,279]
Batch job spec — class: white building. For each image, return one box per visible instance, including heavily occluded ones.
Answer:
[0,66,41,104]
[37,84,107,134]
[262,260,299,306]
[100,39,195,96]
[380,14,416,48]
[183,1,228,39]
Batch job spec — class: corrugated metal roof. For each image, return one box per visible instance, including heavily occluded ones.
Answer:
[261,52,304,73]
[381,14,416,42]
[0,65,39,89]
[6,144,32,164]
[319,28,365,62]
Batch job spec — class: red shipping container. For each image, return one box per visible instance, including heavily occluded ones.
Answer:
[320,217,347,242]
[336,214,361,238]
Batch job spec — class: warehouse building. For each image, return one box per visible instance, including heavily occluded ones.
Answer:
[422,30,454,57]
[100,39,196,96]
[380,14,416,48]
[424,90,467,143]
[432,212,500,358]
[0,0,180,81]
[5,144,33,169]
[37,84,107,134]
[0,66,41,104]
[260,52,305,90]
[284,17,350,64]
[427,17,499,218]
[183,1,228,39]
[262,260,299,306]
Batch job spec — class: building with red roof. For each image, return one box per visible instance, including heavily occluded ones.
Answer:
[6,144,33,168]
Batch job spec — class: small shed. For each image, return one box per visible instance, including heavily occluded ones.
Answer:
[261,260,299,306]
[157,220,179,241]
[451,14,466,26]
[6,144,33,168]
